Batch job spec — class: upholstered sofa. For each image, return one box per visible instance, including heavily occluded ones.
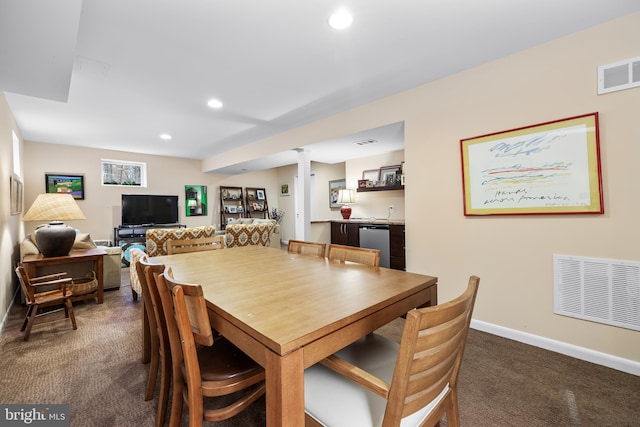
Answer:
[145,225,217,257]
[125,225,217,300]
[19,232,122,301]
[225,219,275,248]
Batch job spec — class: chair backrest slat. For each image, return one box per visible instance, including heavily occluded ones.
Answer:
[327,244,380,267]
[162,272,214,346]
[287,240,326,257]
[167,236,225,255]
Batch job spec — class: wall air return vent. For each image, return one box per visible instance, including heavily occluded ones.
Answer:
[597,55,640,94]
[554,254,640,331]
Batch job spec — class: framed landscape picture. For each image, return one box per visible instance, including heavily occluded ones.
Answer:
[45,173,85,200]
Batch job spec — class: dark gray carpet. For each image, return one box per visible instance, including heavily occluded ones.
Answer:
[1,269,638,426]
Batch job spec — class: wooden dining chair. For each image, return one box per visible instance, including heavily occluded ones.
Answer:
[136,257,169,427]
[327,244,380,267]
[133,254,161,400]
[156,269,265,427]
[287,240,327,257]
[304,276,480,427]
[15,264,77,341]
[166,236,225,255]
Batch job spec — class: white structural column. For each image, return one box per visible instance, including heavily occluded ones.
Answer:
[295,149,311,240]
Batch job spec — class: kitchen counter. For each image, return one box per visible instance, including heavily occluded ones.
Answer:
[319,218,405,225]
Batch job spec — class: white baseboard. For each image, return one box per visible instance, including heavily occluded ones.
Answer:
[471,320,640,376]
[0,287,20,337]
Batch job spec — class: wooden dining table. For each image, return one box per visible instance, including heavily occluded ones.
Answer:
[150,245,437,427]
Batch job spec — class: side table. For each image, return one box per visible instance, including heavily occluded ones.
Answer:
[22,248,107,304]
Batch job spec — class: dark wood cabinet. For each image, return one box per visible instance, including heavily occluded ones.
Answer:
[331,221,405,270]
[331,222,360,247]
[389,224,406,271]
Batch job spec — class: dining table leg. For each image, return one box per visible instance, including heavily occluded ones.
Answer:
[264,347,305,427]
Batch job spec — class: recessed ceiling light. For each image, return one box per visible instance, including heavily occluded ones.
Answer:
[207,99,223,108]
[160,133,172,140]
[328,9,353,29]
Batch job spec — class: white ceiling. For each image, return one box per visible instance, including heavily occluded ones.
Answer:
[2,1,639,174]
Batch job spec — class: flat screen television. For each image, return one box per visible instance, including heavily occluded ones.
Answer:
[121,194,179,226]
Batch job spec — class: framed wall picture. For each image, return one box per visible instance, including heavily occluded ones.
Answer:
[460,112,603,215]
[362,169,379,183]
[10,174,23,215]
[379,165,402,186]
[281,184,289,196]
[45,173,85,200]
[185,185,208,217]
[329,179,346,208]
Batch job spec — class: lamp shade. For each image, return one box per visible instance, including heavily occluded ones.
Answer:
[22,194,86,222]
[22,194,86,257]
[337,189,355,220]
[336,189,355,204]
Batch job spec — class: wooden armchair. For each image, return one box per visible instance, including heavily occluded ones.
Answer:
[15,264,77,341]
[304,276,480,427]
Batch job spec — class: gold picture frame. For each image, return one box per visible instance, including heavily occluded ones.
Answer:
[460,113,603,216]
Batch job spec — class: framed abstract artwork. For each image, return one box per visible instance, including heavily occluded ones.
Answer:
[460,113,603,216]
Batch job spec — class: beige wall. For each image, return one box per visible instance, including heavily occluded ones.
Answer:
[0,92,24,324]
[21,142,283,240]
[202,13,640,364]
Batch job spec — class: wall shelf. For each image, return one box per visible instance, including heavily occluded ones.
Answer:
[357,185,404,192]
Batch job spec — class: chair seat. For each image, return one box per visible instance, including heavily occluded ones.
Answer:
[198,338,264,384]
[304,334,448,427]
[33,289,72,305]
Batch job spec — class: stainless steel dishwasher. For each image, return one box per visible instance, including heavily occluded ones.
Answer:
[358,224,390,268]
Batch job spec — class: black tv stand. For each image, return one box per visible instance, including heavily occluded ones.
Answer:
[114,223,185,246]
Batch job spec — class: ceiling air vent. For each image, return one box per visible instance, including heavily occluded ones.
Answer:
[353,139,377,146]
[597,55,640,95]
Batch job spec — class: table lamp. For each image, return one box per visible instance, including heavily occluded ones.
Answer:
[22,193,86,257]
[337,188,355,220]
[187,199,197,215]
